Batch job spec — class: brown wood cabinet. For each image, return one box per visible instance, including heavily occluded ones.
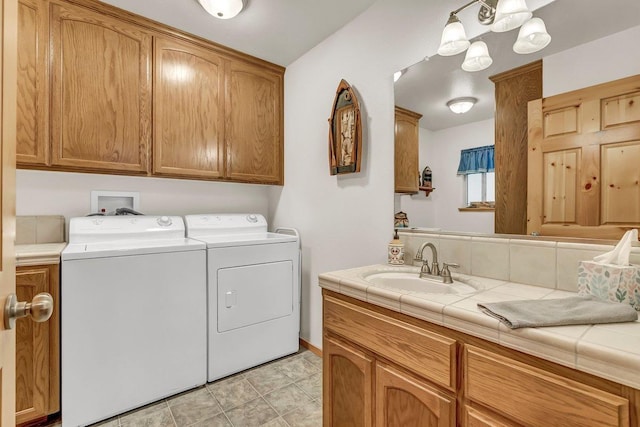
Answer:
[527,74,640,240]
[16,0,285,185]
[50,1,152,174]
[323,290,639,427]
[16,0,48,167]
[394,106,422,194]
[225,60,283,184]
[16,264,60,425]
[153,36,225,179]
[489,61,542,235]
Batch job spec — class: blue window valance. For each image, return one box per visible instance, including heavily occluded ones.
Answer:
[457,145,495,175]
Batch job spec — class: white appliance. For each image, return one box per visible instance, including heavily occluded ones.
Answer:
[61,216,207,427]
[184,214,300,382]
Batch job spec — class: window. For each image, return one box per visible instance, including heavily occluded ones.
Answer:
[457,145,495,208]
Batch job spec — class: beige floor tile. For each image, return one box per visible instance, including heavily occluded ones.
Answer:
[225,397,279,426]
[210,378,260,411]
[263,383,313,416]
[119,401,168,425]
[120,407,174,427]
[282,400,322,427]
[276,357,319,382]
[294,373,321,401]
[246,367,293,395]
[169,389,222,426]
[188,412,232,427]
[260,417,290,427]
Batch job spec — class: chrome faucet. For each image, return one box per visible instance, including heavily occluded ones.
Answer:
[414,242,459,283]
[414,242,440,277]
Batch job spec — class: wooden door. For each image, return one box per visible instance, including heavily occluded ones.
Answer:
[225,60,283,184]
[490,61,542,234]
[376,362,454,427]
[323,336,373,427]
[394,106,422,194]
[153,36,224,179]
[527,74,640,239]
[16,0,48,167]
[15,267,50,424]
[50,2,151,173]
[1,0,18,424]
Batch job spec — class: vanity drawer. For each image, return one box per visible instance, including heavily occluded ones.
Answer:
[324,294,456,390]
[464,345,630,427]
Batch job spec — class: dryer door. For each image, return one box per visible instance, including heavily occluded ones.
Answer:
[217,260,293,332]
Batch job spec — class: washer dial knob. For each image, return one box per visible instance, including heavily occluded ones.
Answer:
[247,214,258,223]
[157,216,172,227]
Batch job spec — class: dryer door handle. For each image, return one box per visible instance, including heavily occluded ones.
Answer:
[225,291,237,308]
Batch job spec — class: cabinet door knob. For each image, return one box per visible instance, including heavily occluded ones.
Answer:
[4,292,53,329]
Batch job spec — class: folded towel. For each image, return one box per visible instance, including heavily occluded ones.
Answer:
[477,295,638,329]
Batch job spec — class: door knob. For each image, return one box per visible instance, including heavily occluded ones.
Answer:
[4,292,53,329]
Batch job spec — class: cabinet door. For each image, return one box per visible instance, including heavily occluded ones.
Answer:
[394,107,422,194]
[15,266,51,424]
[462,405,518,427]
[225,60,283,184]
[17,0,48,166]
[323,336,373,427]
[50,2,151,173]
[153,36,224,178]
[376,362,454,427]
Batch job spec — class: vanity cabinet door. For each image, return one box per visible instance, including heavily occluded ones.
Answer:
[323,336,373,427]
[394,106,422,194]
[225,60,283,184]
[17,0,48,167]
[15,264,60,424]
[462,405,518,427]
[376,362,454,427]
[153,36,225,179]
[50,2,151,173]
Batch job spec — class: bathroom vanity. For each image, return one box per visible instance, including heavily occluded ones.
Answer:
[320,264,640,426]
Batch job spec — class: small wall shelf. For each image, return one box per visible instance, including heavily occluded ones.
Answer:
[419,186,435,197]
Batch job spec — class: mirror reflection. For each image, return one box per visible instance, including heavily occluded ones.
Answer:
[393,0,640,237]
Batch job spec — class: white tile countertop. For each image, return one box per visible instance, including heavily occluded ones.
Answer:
[319,264,640,391]
[16,243,67,266]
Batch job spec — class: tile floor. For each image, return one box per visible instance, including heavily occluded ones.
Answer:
[50,348,323,427]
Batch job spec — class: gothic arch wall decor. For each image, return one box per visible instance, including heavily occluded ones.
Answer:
[328,79,362,175]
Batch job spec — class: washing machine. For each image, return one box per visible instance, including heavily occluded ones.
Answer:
[61,216,206,427]
[184,214,300,382]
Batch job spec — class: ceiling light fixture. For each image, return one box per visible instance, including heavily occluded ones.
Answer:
[447,97,477,114]
[197,0,244,20]
[437,0,550,71]
[393,70,404,82]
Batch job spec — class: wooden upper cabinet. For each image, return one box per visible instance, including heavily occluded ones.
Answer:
[395,106,422,194]
[527,74,640,240]
[50,2,151,173]
[153,36,224,178]
[17,0,48,166]
[225,60,283,184]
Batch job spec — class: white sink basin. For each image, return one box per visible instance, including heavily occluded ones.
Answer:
[363,271,478,295]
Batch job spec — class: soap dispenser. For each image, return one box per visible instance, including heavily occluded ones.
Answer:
[388,229,405,265]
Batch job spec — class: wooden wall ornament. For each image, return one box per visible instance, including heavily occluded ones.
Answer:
[328,79,362,175]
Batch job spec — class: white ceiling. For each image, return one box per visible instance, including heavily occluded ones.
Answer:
[99,0,377,66]
[394,0,640,131]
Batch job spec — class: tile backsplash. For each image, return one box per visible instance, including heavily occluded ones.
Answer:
[399,231,640,293]
[16,215,65,245]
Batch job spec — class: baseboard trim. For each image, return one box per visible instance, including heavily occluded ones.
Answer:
[299,338,322,357]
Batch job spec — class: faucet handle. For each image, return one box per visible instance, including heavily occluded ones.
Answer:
[420,259,431,275]
[441,262,459,276]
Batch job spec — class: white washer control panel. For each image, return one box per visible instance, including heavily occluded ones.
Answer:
[157,216,173,227]
[68,216,185,243]
[184,214,268,237]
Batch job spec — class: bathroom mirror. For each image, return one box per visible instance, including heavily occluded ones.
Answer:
[393,0,640,238]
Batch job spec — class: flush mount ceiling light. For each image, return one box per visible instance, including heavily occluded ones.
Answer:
[437,0,550,71]
[197,0,244,19]
[447,97,477,114]
[393,69,405,82]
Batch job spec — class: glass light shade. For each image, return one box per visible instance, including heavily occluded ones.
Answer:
[447,97,477,114]
[197,0,243,19]
[491,0,532,32]
[513,17,551,54]
[393,70,403,82]
[461,41,493,72]
[437,18,470,56]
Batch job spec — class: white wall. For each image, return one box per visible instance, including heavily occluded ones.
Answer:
[544,25,640,97]
[17,170,270,227]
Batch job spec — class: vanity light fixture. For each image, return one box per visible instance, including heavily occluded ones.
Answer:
[437,0,550,71]
[393,70,405,82]
[447,97,477,114]
[197,0,244,19]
